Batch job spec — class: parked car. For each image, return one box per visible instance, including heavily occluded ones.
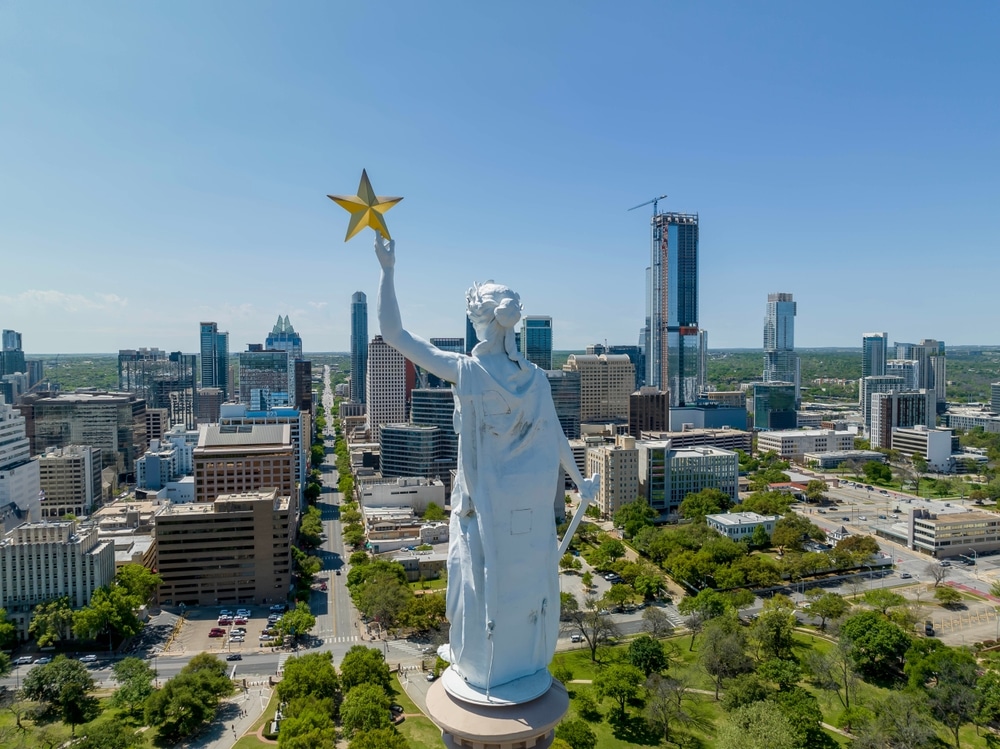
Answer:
[571,634,583,643]
[259,634,273,642]
[209,630,225,638]
[925,621,935,636]
[226,653,243,661]
[229,635,245,643]
[859,516,868,521]
[842,517,850,521]
[34,656,52,665]
[236,608,251,617]
[899,572,912,579]
[13,656,33,666]
[426,672,436,682]
[79,655,98,663]
[219,609,233,617]
[319,583,328,591]
[939,560,952,567]
[234,617,248,625]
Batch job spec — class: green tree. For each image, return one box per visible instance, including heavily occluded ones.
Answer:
[115,563,163,604]
[21,655,95,713]
[0,607,18,649]
[840,611,911,680]
[29,597,75,647]
[73,584,143,647]
[580,571,594,589]
[343,523,365,547]
[805,639,859,713]
[341,683,392,737]
[310,443,326,467]
[771,514,824,554]
[716,700,796,749]
[348,728,410,749]
[277,652,341,710]
[567,597,619,661]
[277,601,316,642]
[626,634,668,677]
[749,523,771,548]
[750,597,796,661]
[111,656,156,715]
[772,686,837,749]
[804,480,828,502]
[678,487,733,521]
[644,674,706,743]
[593,662,645,718]
[340,645,392,695]
[423,502,446,521]
[863,588,907,616]
[60,681,101,736]
[597,538,626,564]
[721,673,770,711]
[805,590,849,629]
[677,589,727,651]
[144,654,232,741]
[559,553,582,572]
[75,717,144,749]
[614,498,657,539]
[602,583,634,611]
[851,692,938,749]
[641,606,673,638]
[278,696,339,749]
[700,618,753,700]
[935,586,963,607]
[915,645,978,748]
[555,718,597,749]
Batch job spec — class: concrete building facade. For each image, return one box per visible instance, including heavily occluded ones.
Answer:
[564,354,634,424]
[586,435,639,519]
[366,335,406,441]
[756,429,855,462]
[193,424,295,505]
[37,445,102,519]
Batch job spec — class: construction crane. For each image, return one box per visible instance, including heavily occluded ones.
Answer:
[627,194,668,216]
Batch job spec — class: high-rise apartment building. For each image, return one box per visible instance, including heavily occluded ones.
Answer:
[763,293,800,406]
[118,348,197,429]
[351,292,369,404]
[410,388,458,481]
[870,390,933,449]
[991,383,1000,415]
[646,211,700,406]
[465,316,478,356]
[861,332,888,379]
[366,335,406,441]
[521,317,553,370]
[545,370,581,440]
[629,387,670,438]
[860,375,906,433]
[895,339,946,413]
[0,401,41,531]
[563,354,634,424]
[0,330,26,378]
[199,322,230,400]
[265,315,303,359]
[154,489,292,607]
[885,359,920,391]
[37,445,102,519]
[586,435,639,519]
[0,521,115,638]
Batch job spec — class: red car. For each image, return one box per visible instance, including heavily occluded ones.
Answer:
[234,617,248,625]
[209,629,225,638]
[319,583,328,591]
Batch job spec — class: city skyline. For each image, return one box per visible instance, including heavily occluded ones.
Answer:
[2,4,999,352]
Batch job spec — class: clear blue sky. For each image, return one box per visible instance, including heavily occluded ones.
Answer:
[2,2,998,354]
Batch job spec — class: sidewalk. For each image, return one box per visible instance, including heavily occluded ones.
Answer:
[183,684,274,749]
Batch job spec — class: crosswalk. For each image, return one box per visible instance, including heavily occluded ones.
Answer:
[276,653,290,674]
[320,635,362,644]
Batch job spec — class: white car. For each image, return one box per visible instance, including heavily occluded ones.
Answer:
[229,635,245,642]
[79,654,98,663]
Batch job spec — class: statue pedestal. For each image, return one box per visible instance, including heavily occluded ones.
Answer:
[425,677,569,749]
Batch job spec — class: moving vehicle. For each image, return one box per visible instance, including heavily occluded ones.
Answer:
[13,656,33,666]
[571,634,583,643]
[899,572,912,579]
[79,654,98,663]
[226,653,242,661]
[925,621,935,636]
[34,656,52,665]
[426,672,436,682]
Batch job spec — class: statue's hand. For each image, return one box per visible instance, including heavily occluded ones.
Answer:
[374,232,395,270]
[579,473,600,503]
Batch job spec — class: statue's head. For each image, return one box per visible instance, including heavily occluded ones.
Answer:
[466,281,525,366]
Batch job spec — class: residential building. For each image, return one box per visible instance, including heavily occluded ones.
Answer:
[153,489,292,606]
[646,210,701,406]
[895,339,946,413]
[640,427,752,453]
[379,424,441,480]
[992,383,1000,415]
[763,292,800,406]
[756,429,854,462]
[15,391,146,474]
[564,354,634,424]
[750,382,797,431]
[885,359,920,390]
[293,360,313,414]
[545,370,582,440]
[520,317,553,370]
[37,445,102,519]
[0,329,25,377]
[351,292,369,404]
[706,512,779,541]
[870,390,933,449]
[861,332,888,379]
[265,315,303,359]
[860,375,905,432]
[891,425,954,472]
[193,424,295,505]
[586,435,639,519]
[0,521,116,639]
[0,401,41,531]
[629,388,670,438]
[366,335,407,441]
[118,348,197,429]
[145,408,168,443]
[199,322,230,400]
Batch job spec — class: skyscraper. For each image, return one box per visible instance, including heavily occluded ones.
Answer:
[563,354,634,424]
[350,292,368,404]
[366,335,406,441]
[238,347,292,408]
[647,211,700,406]
[118,348,197,429]
[0,330,25,377]
[199,322,230,400]
[521,317,553,370]
[265,315,303,358]
[762,292,800,406]
[895,339,946,414]
[465,315,478,356]
[861,332,888,378]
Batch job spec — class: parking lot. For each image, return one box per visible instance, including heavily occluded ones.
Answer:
[165,604,287,655]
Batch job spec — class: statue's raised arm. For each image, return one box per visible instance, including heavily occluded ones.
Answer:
[375,232,462,384]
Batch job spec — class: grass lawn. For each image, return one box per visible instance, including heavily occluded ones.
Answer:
[409,577,447,592]
[390,675,445,749]
[0,698,153,749]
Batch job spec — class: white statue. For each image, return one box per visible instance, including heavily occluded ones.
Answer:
[374,234,599,704]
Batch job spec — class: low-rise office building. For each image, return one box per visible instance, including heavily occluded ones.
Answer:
[908,508,1000,558]
[361,505,449,554]
[891,425,955,472]
[358,477,446,514]
[154,489,292,606]
[640,427,752,453]
[756,429,855,462]
[802,449,886,470]
[706,512,779,541]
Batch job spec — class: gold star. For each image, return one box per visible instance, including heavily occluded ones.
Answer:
[327,169,403,242]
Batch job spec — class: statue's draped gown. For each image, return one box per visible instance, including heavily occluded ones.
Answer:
[445,354,563,691]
